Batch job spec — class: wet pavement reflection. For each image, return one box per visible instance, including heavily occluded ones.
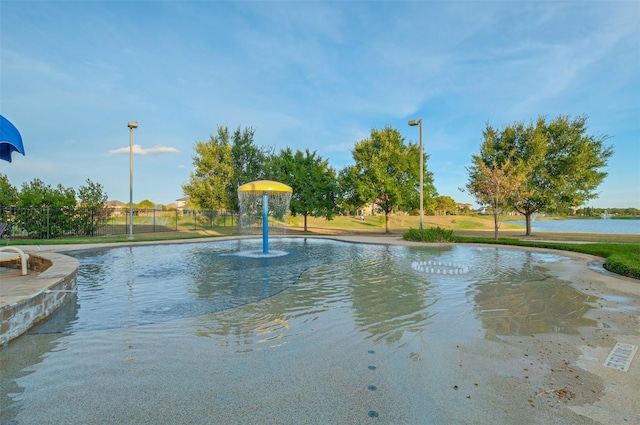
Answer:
[2,239,634,424]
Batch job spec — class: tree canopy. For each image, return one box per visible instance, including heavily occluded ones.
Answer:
[78,179,108,208]
[137,199,156,209]
[266,148,338,231]
[346,126,435,233]
[18,179,76,208]
[182,125,267,216]
[466,115,613,235]
[227,126,266,215]
[435,195,458,216]
[182,126,234,210]
[466,153,526,239]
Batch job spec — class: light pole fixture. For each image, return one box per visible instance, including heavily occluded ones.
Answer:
[127,121,138,240]
[408,119,424,230]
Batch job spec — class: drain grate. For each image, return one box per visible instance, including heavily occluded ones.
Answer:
[603,342,638,372]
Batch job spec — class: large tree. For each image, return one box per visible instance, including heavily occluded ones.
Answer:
[267,148,338,232]
[434,195,458,216]
[347,126,434,233]
[183,125,266,219]
[470,115,613,235]
[337,165,364,215]
[182,126,234,210]
[227,126,267,228]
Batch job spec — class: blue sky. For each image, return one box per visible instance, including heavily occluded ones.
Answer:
[1,1,638,208]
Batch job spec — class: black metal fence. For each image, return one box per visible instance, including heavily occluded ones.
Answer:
[0,206,239,240]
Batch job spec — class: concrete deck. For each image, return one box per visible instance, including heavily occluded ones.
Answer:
[0,250,79,346]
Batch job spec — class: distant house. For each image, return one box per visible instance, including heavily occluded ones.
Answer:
[356,202,378,217]
[176,197,189,214]
[456,203,473,214]
[105,200,126,215]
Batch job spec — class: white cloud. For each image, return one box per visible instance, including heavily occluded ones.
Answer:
[108,145,180,155]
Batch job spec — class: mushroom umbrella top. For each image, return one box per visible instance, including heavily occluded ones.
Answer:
[0,115,25,163]
[238,180,292,194]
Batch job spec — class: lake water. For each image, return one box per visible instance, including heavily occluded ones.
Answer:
[511,218,639,234]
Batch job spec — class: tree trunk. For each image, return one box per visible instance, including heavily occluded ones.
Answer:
[304,213,308,232]
[493,211,499,240]
[525,212,532,236]
[385,211,390,233]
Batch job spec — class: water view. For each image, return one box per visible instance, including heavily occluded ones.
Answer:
[512,218,639,234]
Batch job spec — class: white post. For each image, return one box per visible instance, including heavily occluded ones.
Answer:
[408,119,424,230]
[127,122,138,240]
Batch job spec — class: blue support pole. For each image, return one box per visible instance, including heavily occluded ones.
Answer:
[262,192,269,254]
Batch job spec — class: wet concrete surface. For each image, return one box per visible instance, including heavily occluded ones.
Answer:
[0,235,638,424]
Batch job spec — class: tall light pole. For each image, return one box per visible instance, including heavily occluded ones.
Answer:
[127,121,138,240]
[408,119,424,230]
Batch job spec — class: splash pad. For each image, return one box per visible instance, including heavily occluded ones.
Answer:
[7,239,636,425]
[411,260,469,275]
[238,180,292,255]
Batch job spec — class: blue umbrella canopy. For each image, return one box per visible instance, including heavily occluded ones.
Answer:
[0,115,26,162]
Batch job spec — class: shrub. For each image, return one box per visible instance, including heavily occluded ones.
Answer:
[403,226,458,243]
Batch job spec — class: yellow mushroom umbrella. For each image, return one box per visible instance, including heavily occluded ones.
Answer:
[238,180,292,254]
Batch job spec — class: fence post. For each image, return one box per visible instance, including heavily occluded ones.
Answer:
[46,205,50,239]
[91,207,95,237]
